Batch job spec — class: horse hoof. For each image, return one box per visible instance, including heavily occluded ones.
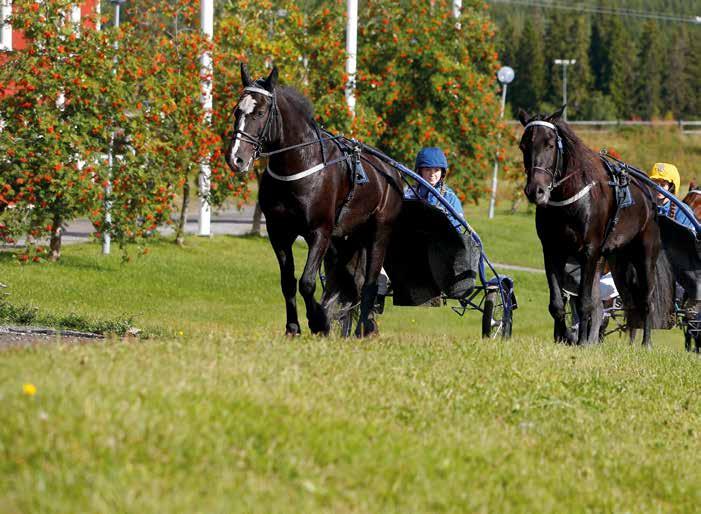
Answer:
[285,323,301,336]
[308,312,330,335]
[355,319,379,338]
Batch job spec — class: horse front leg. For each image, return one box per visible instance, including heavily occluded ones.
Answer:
[299,229,332,335]
[543,251,568,343]
[577,249,603,345]
[355,226,391,338]
[269,227,301,336]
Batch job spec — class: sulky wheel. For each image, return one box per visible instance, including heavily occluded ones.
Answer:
[333,303,360,338]
[482,289,513,339]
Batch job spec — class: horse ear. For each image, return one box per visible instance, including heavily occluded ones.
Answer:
[263,65,278,91]
[548,105,566,121]
[517,108,531,127]
[240,62,253,87]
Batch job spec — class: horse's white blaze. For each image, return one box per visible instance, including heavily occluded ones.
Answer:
[230,94,257,164]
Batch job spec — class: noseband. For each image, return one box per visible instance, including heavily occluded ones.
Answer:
[523,120,567,191]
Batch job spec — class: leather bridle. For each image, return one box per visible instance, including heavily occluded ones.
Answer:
[231,85,280,161]
[523,120,569,192]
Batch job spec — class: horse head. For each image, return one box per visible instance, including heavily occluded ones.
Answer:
[225,63,279,174]
[518,106,566,206]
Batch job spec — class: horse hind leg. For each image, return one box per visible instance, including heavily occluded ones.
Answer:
[355,226,392,338]
[299,229,332,335]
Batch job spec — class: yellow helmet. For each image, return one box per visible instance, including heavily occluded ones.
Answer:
[649,162,680,196]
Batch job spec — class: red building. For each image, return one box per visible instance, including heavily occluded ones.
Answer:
[1,0,100,52]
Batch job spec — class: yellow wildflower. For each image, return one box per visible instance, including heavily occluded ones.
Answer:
[22,383,37,396]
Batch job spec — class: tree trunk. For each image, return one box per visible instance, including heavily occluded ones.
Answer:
[49,211,62,262]
[175,180,190,246]
[250,201,263,236]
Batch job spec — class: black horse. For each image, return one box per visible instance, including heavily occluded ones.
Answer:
[225,65,403,337]
[519,107,673,346]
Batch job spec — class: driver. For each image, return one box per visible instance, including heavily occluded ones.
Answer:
[404,147,465,230]
[649,162,695,229]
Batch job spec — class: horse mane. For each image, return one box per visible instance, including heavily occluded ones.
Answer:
[276,85,315,122]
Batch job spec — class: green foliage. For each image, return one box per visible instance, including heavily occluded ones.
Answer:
[0,297,136,335]
[608,18,639,119]
[578,92,618,120]
[492,3,701,120]
[509,17,545,112]
[635,21,664,119]
[356,0,505,200]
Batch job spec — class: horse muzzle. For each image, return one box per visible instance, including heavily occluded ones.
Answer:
[225,149,252,174]
[524,183,551,206]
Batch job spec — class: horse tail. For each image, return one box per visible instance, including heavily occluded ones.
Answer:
[649,248,676,329]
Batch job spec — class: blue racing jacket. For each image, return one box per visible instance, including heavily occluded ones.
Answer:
[658,201,696,230]
[404,181,465,231]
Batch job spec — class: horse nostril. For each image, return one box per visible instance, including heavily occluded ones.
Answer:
[235,157,244,168]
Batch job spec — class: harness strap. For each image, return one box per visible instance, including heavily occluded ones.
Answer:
[266,163,325,182]
[547,181,597,207]
[266,154,350,182]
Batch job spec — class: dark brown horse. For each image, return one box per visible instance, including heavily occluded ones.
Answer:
[519,107,673,346]
[225,65,403,337]
[682,183,701,221]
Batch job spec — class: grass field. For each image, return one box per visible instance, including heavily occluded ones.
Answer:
[2,204,700,513]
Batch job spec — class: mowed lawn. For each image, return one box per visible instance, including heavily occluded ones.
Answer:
[1,206,700,513]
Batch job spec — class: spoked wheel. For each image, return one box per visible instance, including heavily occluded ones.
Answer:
[563,291,579,344]
[482,289,513,339]
[333,303,361,338]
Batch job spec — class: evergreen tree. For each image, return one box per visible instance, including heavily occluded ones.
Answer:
[566,16,593,117]
[588,15,611,92]
[635,21,664,119]
[688,32,701,119]
[664,26,692,119]
[608,17,638,119]
[543,12,591,117]
[510,16,545,112]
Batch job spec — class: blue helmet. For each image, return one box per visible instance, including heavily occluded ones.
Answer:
[415,147,448,171]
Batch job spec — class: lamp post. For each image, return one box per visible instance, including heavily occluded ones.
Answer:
[553,59,576,121]
[488,66,514,220]
[103,0,126,255]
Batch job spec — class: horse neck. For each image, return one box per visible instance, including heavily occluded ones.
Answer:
[267,94,320,171]
[550,138,595,201]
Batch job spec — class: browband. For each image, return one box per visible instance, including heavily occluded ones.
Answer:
[243,86,273,97]
[524,120,557,131]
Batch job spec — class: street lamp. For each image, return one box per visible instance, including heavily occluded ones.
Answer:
[553,59,576,121]
[488,66,514,220]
